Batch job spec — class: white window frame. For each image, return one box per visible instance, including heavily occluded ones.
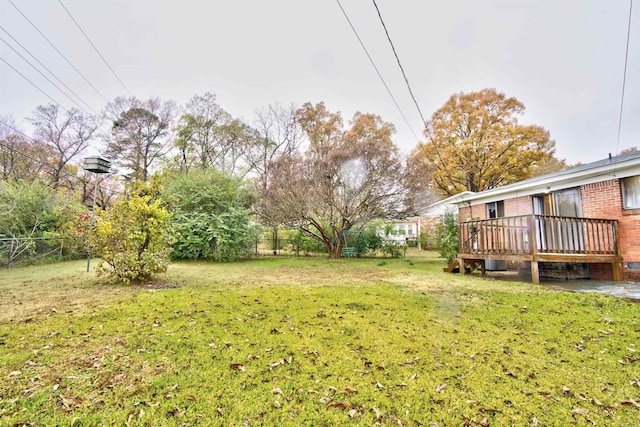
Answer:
[622,176,640,210]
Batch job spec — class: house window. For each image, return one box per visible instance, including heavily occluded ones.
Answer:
[622,176,640,210]
[553,188,582,217]
[486,201,504,219]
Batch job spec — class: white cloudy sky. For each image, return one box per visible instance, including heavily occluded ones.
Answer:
[0,0,638,163]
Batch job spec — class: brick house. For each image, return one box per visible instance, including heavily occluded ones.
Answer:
[452,151,640,283]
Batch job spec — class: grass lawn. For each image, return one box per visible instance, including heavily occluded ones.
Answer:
[1,251,639,426]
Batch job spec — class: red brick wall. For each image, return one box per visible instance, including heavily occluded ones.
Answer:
[504,196,534,216]
[458,204,487,221]
[581,179,640,280]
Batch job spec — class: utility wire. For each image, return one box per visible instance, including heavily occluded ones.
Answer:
[335,0,421,143]
[372,0,428,128]
[616,0,633,155]
[0,56,72,114]
[58,0,132,96]
[0,25,96,114]
[8,0,108,102]
[0,35,94,115]
[0,119,80,183]
[371,0,446,166]
[0,119,124,196]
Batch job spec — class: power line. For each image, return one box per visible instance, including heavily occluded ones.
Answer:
[8,0,108,103]
[58,0,132,97]
[372,0,428,128]
[370,0,446,166]
[0,34,95,115]
[616,0,633,155]
[0,25,96,114]
[335,0,421,143]
[0,56,72,114]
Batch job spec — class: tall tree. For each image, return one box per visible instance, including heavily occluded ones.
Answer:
[408,88,556,196]
[105,97,177,181]
[173,92,230,171]
[172,93,257,176]
[29,104,98,188]
[261,102,406,258]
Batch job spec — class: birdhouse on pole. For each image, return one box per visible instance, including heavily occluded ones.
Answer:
[83,157,111,174]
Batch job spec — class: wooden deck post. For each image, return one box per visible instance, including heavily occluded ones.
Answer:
[531,261,540,284]
[612,262,623,282]
[458,258,465,275]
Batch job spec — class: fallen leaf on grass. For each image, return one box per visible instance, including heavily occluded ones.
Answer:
[621,398,640,409]
[590,398,603,406]
[113,374,126,383]
[372,407,382,419]
[344,387,358,394]
[347,409,357,418]
[435,383,447,393]
[571,407,589,416]
[329,401,352,409]
[272,387,282,395]
[229,363,245,372]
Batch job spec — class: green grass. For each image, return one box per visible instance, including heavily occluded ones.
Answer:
[1,251,639,426]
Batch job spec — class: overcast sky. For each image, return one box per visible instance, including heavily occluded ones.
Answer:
[0,0,638,163]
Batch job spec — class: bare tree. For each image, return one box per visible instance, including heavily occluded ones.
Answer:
[29,104,98,188]
[248,102,302,188]
[260,102,407,258]
[0,117,45,182]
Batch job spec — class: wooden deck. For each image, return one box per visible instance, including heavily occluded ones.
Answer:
[458,215,623,284]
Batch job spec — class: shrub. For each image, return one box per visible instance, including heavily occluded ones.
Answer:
[86,195,176,284]
[434,211,459,261]
[162,170,257,261]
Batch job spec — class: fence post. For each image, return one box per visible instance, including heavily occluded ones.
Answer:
[8,238,14,269]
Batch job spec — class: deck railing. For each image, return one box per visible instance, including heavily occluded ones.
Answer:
[459,215,619,256]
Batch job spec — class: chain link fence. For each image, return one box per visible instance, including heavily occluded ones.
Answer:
[0,237,83,268]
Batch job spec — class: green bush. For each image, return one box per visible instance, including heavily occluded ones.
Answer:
[162,170,257,261]
[434,211,459,261]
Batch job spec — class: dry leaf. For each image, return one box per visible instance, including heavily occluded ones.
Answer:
[372,407,382,419]
[272,400,281,409]
[347,409,357,418]
[621,398,640,409]
[344,387,358,394]
[590,398,603,406]
[571,407,589,416]
[229,363,245,372]
[272,387,283,395]
[435,383,447,393]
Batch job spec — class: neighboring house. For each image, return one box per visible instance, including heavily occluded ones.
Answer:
[379,216,421,247]
[452,151,640,283]
[420,191,474,233]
